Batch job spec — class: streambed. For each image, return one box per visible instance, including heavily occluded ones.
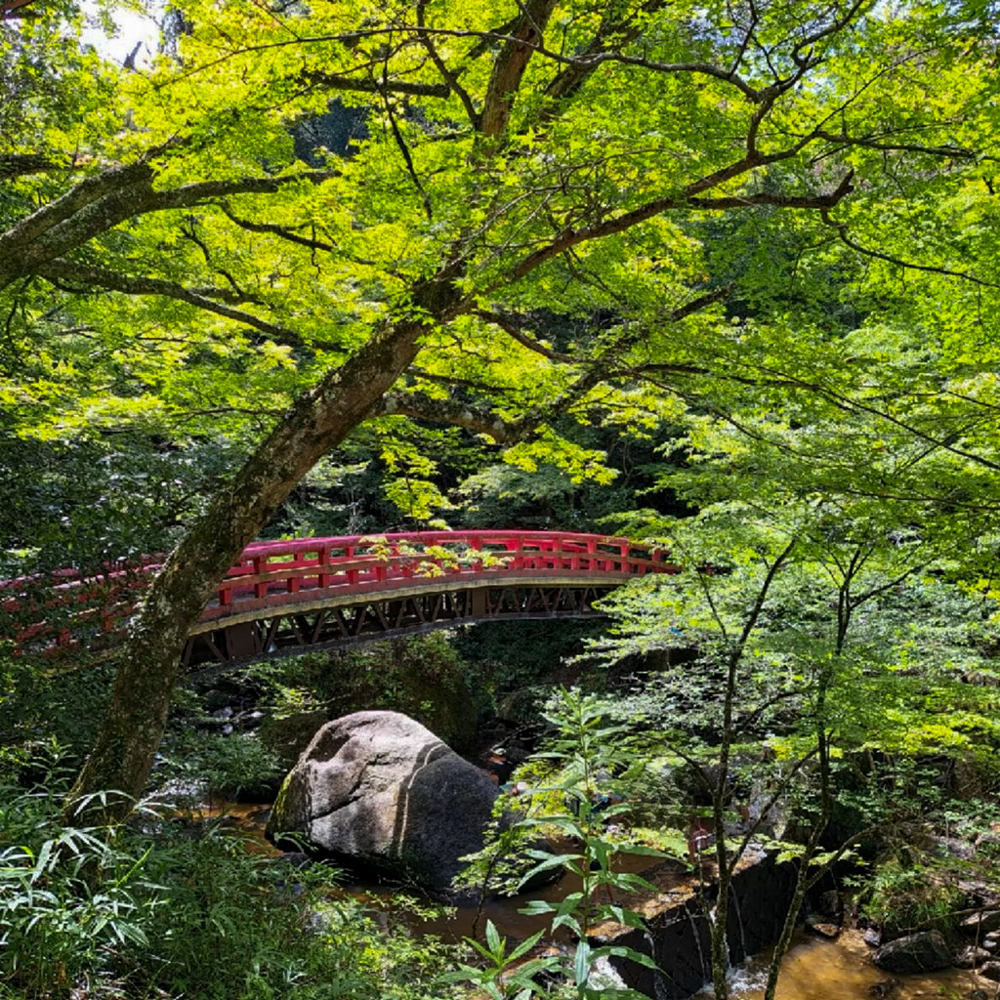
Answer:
[694,930,982,1000]
[201,802,989,999]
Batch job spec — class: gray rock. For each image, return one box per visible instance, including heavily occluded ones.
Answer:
[961,910,1000,935]
[265,711,499,894]
[955,945,991,968]
[873,931,952,973]
[864,927,883,947]
[979,961,1000,981]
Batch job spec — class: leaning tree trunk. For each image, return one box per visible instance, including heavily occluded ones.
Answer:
[67,275,462,820]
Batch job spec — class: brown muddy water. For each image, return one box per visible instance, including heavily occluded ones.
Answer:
[693,930,983,1000]
[197,803,991,999]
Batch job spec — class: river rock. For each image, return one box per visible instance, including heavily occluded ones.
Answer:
[979,961,1000,981]
[955,945,991,968]
[805,915,840,939]
[961,910,1000,935]
[864,926,883,947]
[868,980,899,998]
[873,931,953,973]
[265,711,499,894]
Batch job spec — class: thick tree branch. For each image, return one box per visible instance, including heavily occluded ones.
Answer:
[0,153,76,177]
[480,0,557,137]
[507,171,854,283]
[476,309,577,363]
[541,0,669,112]
[0,0,36,19]
[0,167,335,291]
[301,69,450,98]
[371,390,525,443]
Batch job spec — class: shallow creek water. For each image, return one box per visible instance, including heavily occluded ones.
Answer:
[694,930,982,1000]
[201,803,988,999]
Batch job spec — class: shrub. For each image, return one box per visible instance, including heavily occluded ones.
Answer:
[0,757,460,1000]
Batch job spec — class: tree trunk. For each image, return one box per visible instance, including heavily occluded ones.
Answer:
[67,273,463,819]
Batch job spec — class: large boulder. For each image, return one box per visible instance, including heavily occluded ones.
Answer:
[265,711,498,894]
[873,931,952,973]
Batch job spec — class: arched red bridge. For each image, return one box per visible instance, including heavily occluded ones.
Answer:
[3,531,675,667]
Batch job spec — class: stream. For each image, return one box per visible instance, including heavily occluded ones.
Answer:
[695,930,982,1000]
[202,802,988,1000]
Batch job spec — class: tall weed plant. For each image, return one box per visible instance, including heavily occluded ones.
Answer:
[449,689,665,999]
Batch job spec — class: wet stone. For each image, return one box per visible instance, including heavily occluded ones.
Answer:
[978,960,1000,981]
[805,916,841,939]
[955,945,992,968]
[864,927,883,947]
[868,979,899,998]
[961,910,1000,935]
[873,930,953,973]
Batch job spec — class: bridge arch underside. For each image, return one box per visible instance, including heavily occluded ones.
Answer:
[182,576,626,668]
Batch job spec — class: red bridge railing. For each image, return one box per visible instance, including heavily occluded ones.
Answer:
[2,530,674,653]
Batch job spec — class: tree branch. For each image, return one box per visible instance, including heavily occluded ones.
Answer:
[415,0,480,129]
[0,0,37,20]
[480,0,558,137]
[476,308,577,363]
[370,390,525,443]
[820,207,997,287]
[506,167,854,284]
[0,153,77,178]
[301,70,450,98]
[0,166,335,291]
[37,259,318,349]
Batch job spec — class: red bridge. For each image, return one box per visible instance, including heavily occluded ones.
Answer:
[3,531,674,667]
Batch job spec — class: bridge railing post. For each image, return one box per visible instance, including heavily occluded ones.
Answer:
[318,546,331,589]
[375,541,390,583]
[254,556,267,599]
